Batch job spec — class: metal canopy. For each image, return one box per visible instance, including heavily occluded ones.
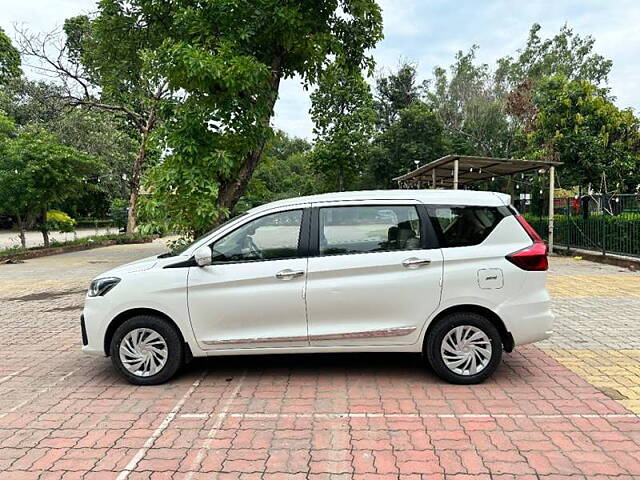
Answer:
[393,155,563,189]
[393,154,563,252]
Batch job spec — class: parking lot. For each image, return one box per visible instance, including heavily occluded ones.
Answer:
[1,241,639,479]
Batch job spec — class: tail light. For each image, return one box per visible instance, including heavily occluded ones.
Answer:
[506,215,548,271]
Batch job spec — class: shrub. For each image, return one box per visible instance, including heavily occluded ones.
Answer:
[44,210,76,233]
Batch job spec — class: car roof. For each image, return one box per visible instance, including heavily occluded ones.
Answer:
[249,189,511,214]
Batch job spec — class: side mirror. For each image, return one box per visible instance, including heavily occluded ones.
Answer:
[193,246,212,267]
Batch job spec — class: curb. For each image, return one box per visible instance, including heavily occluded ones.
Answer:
[0,236,156,263]
[553,246,640,270]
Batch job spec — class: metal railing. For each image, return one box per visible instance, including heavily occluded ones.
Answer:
[522,194,640,258]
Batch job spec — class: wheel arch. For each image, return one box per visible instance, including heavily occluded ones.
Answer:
[423,304,514,352]
[104,307,193,360]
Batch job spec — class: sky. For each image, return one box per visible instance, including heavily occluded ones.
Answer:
[3,0,640,139]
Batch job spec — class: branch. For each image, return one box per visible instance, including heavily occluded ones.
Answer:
[14,26,147,129]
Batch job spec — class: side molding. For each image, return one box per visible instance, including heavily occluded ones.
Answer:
[201,325,417,346]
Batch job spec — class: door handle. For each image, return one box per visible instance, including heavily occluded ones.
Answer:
[275,269,305,280]
[402,257,431,268]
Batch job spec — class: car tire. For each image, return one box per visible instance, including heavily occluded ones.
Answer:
[109,315,184,385]
[425,312,502,385]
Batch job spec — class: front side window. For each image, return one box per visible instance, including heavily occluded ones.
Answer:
[319,205,421,256]
[428,206,505,247]
[211,209,302,262]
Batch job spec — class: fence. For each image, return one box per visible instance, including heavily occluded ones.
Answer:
[521,194,640,258]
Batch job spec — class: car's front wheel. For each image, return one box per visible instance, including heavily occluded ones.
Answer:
[425,312,502,384]
[109,315,184,385]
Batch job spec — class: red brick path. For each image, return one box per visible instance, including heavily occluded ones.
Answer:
[2,344,639,479]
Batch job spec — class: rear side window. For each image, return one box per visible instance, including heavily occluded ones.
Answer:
[319,205,421,256]
[428,206,506,248]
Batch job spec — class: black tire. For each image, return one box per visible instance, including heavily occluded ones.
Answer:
[425,312,502,385]
[109,315,184,385]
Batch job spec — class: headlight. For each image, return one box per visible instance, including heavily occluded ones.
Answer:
[88,277,121,297]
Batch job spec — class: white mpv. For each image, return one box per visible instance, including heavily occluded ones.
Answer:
[81,190,553,385]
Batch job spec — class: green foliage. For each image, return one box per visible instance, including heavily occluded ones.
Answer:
[242,131,322,209]
[0,78,138,218]
[310,63,376,191]
[524,213,640,257]
[496,23,613,89]
[524,75,640,189]
[140,0,383,238]
[374,61,422,129]
[44,210,76,233]
[0,28,21,86]
[0,80,66,127]
[64,4,166,117]
[109,198,129,230]
[426,47,514,158]
[0,128,103,239]
[368,102,448,188]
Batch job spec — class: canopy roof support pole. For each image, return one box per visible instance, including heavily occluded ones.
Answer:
[432,169,436,188]
[453,159,459,190]
[548,166,555,253]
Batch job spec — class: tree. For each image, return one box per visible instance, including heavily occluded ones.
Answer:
[524,75,640,190]
[426,47,514,158]
[374,61,422,130]
[496,23,613,90]
[17,4,173,233]
[241,131,322,209]
[368,102,447,188]
[310,63,376,191]
[0,78,138,218]
[143,0,383,237]
[0,128,102,246]
[0,28,21,86]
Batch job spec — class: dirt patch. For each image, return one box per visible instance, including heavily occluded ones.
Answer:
[598,386,628,400]
[46,305,83,312]
[3,288,86,302]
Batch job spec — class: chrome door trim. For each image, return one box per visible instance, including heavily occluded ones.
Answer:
[201,325,417,345]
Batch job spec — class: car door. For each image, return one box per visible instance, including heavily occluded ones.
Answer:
[305,201,443,347]
[188,206,310,350]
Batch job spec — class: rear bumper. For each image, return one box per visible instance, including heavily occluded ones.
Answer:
[498,292,554,346]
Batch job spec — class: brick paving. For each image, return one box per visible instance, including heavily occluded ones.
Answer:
[1,243,639,479]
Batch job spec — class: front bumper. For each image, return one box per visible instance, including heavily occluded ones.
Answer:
[81,301,111,356]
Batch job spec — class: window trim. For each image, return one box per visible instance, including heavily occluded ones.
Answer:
[205,207,310,265]
[309,203,438,258]
[426,204,512,249]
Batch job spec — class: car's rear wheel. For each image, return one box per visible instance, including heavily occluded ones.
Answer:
[109,315,184,385]
[425,311,502,384]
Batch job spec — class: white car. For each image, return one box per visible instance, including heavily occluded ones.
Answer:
[81,190,553,385]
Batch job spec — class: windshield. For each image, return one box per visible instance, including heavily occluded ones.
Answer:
[158,213,248,257]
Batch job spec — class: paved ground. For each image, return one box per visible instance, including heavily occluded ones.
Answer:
[0,228,114,250]
[1,242,639,479]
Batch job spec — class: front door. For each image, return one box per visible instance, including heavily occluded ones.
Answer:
[305,203,443,347]
[188,207,310,350]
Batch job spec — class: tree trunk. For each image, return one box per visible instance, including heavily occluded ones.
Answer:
[41,208,50,247]
[16,214,26,249]
[338,166,344,192]
[215,55,284,224]
[126,128,150,234]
